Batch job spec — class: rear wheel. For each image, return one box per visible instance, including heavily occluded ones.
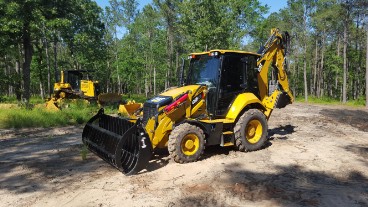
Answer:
[168,123,205,163]
[234,109,268,152]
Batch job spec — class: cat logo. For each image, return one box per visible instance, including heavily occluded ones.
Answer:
[191,94,202,105]
[151,97,166,103]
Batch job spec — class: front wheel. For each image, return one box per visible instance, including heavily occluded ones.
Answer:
[234,109,268,152]
[168,123,205,163]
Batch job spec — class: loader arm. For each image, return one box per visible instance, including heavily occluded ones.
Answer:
[256,28,294,118]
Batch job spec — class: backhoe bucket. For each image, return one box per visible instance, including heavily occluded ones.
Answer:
[118,101,142,117]
[82,108,152,175]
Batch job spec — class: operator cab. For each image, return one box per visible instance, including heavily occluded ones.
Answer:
[186,50,260,118]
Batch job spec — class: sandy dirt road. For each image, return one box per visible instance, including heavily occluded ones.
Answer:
[0,103,367,207]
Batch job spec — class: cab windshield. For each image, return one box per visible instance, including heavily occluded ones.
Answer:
[186,55,220,88]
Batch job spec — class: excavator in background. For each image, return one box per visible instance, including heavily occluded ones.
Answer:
[82,28,294,175]
[46,70,123,110]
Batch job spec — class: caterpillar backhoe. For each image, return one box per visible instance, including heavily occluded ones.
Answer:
[46,70,122,110]
[82,28,294,175]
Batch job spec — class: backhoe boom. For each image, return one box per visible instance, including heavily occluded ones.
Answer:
[257,28,294,118]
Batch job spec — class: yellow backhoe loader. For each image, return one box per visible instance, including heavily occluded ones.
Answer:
[82,28,294,175]
[46,70,122,110]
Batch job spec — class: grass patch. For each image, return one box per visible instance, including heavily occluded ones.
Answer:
[0,95,17,103]
[0,101,101,129]
[0,95,46,104]
[295,95,366,107]
[80,144,89,160]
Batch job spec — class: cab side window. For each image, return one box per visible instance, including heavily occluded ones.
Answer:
[245,55,259,95]
[220,54,244,91]
[216,54,245,117]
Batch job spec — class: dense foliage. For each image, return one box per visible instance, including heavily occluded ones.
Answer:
[0,0,367,106]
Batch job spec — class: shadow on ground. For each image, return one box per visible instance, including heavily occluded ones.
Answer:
[343,144,368,167]
[320,108,368,132]
[0,132,112,194]
[268,124,296,140]
[144,150,170,173]
[176,164,368,207]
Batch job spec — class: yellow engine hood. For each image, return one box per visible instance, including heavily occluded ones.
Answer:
[160,85,202,98]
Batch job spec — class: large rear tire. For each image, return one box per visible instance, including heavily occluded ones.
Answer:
[234,109,268,152]
[168,123,205,163]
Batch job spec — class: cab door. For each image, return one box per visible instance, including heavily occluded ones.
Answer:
[216,54,259,117]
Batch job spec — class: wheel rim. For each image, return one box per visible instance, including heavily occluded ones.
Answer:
[246,119,263,144]
[59,92,66,98]
[181,134,200,156]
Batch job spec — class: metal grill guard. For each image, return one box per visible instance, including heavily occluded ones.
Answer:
[142,102,158,125]
[82,108,152,175]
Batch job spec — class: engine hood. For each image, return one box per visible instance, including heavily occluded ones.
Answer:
[159,85,202,98]
[144,85,203,110]
[142,85,204,124]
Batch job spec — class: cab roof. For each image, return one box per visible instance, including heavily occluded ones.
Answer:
[190,49,260,56]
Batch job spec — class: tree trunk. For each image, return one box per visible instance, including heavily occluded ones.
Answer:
[115,30,121,94]
[293,62,297,97]
[154,67,156,95]
[313,39,318,96]
[4,56,13,96]
[145,52,149,97]
[22,22,33,102]
[15,60,22,101]
[343,17,348,103]
[116,54,121,94]
[319,30,325,97]
[337,36,341,57]
[53,37,58,82]
[145,77,148,98]
[44,37,52,97]
[335,76,338,98]
[106,60,111,93]
[303,42,308,102]
[175,51,179,85]
[366,27,368,108]
[36,41,45,100]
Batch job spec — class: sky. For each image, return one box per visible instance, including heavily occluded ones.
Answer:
[94,0,288,15]
[259,0,287,15]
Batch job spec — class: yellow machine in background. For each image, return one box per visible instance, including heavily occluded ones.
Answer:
[46,70,122,110]
[82,28,294,175]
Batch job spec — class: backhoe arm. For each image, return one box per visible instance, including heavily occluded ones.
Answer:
[256,28,294,118]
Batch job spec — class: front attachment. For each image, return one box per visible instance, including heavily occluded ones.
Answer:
[45,98,61,110]
[82,108,152,175]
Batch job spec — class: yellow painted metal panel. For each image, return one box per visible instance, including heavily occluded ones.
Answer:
[160,85,200,98]
[225,93,263,120]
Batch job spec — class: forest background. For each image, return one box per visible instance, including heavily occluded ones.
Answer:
[1,0,368,107]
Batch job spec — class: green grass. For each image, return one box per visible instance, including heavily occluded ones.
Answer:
[80,145,89,160]
[0,95,45,104]
[0,101,101,129]
[295,95,366,107]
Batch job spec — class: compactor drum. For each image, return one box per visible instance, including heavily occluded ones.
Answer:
[82,28,294,175]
